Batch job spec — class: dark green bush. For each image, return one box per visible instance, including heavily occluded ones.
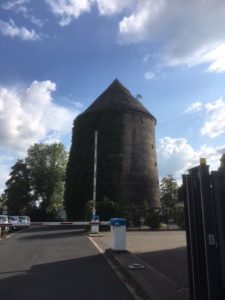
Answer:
[174,208,185,229]
[145,208,162,230]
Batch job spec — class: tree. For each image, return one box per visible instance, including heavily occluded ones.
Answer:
[145,208,162,230]
[4,143,68,218]
[26,143,68,214]
[4,160,33,214]
[160,175,179,220]
[84,198,122,221]
[0,193,7,213]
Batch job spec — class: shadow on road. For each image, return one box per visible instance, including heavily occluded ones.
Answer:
[0,252,132,300]
[19,229,85,240]
[20,225,86,233]
[137,246,189,289]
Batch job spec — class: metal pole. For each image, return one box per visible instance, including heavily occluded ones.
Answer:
[92,131,98,217]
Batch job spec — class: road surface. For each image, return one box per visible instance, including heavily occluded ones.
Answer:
[0,226,133,299]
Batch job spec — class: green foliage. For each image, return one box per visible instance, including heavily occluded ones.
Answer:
[145,208,162,230]
[0,227,7,237]
[26,143,67,213]
[28,207,62,222]
[5,160,33,214]
[97,198,122,220]
[174,207,185,229]
[160,175,179,220]
[84,198,122,221]
[0,193,7,210]
[84,200,94,221]
[64,111,123,220]
[4,143,67,217]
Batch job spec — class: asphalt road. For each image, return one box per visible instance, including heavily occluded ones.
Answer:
[0,226,133,300]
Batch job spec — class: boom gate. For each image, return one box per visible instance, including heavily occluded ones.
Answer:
[183,162,225,300]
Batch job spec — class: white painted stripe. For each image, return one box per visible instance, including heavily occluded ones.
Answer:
[6,233,15,239]
[88,236,104,254]
[88,235,141,300]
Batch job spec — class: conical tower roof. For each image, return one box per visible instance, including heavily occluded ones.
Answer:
[85,79,156,121]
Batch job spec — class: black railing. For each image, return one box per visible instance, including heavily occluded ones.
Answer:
[183,163,225,300]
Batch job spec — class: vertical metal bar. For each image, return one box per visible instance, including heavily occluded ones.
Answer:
[211,171,225,297]
[183,174,195,300]
[198,165,211,299]
[183,167,209,300]
[92,131,98,216]
[199,165,221,300]
[183,164,224,300]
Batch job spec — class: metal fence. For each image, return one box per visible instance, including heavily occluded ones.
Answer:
[183,162,225,300]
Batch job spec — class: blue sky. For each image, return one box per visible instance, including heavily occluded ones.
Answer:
[1,0,225,192]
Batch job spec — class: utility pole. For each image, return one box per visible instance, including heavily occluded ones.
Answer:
[91,131,99,234]
[92,131,98,217]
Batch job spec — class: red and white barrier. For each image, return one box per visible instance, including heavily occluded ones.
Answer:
[0,221,110,227]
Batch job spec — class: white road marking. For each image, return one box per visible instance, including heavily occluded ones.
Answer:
[87,235,141,300]
[87,236,104,253]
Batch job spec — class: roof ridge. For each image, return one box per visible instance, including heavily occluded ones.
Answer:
[84,79,156,122]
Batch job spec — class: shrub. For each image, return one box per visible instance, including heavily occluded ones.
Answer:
[145,208,162,230]
[174,208,185,229]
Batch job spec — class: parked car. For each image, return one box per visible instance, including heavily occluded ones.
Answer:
[8,216,20,230]
[0,215,9,232]
[19,216,31,228]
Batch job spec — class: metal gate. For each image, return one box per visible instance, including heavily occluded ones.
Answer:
[183,161,225,300]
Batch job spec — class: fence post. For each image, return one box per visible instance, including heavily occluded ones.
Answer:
[183,162,224,300]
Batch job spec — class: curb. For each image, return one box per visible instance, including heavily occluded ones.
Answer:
[105,249,189,300]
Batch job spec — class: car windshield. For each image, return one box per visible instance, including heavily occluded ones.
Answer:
[19,216,30,222]
[9,216,19,221]
[0,215,8,223]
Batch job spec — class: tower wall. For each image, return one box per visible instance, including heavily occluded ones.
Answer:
[121,111,160,209]
[64,111,124,220]
[64,79,160,220]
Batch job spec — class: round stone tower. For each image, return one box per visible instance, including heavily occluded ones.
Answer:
[64,79,160,220]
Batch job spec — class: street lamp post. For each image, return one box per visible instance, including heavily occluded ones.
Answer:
[91,131,99,233]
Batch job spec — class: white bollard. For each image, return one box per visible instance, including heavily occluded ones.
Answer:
[110,218,127,251]
[91,215,99,234]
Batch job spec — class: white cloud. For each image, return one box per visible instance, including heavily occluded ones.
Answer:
[144,71,155,80]
[157,137,224,181]
[1,0,29,13]
[73,101,84,109]
[0,153,14,193]
[201,98,225,138]
[0,80,80,192]
[42,132,61,144]
[119,1,160,43]
[184,102,203,113]
[185,98,225,138]
[0,19,40,40]
[0,80,78,153]
[204,44,225,73]
[45,0,92,26]
[95,0,134,16]
[45,0,225,72]
[45,0,134,25]
[29,15,44,27]
[118,0,225,73]
[2,0,44,27]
